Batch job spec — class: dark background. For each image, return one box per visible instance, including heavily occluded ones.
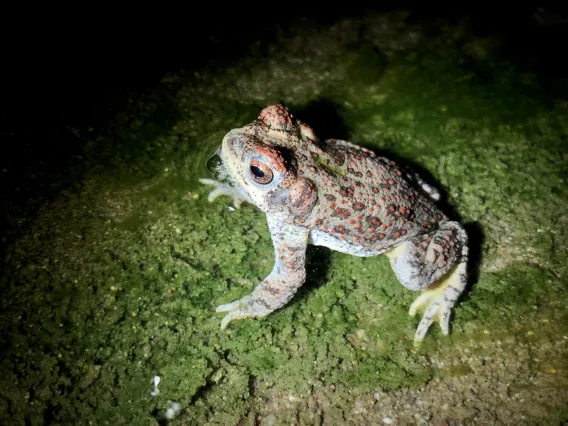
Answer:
[1,1,567,259]
[3,2,567,139]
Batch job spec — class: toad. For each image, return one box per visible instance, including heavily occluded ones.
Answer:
[200,104,468,343]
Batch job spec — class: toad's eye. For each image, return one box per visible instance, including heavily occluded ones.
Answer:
[249,158,273,184]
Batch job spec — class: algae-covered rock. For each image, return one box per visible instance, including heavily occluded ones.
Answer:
[1,8,567,426]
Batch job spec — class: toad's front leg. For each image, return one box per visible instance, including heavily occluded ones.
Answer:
[199,178,254,208]
[216,216,309,329]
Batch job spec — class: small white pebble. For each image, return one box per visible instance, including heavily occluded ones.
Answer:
[227,206,236,212]
[150,376,160,397]
[383,417,395,424]
[165,408,175,419]
[165,400,181,419]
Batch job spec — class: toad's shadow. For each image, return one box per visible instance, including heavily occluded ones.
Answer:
[286,98,483,307]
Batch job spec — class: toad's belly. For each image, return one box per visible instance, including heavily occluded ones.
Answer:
[308,229,393,257]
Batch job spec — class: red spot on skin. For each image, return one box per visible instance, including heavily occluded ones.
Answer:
[388,179,394,185]
[329,229,335,234]
[330,203,336,208]
[401,229,407,235]
[409,214,415,220]
[336,208,342,214]
[349,219,356,224]
[354,237,361,243]
[344,210,351,217]
[314,219,320,225]
[338,226,345,232]
[357,215,363,220]
[394,231,401,238]
[370,199,376,204]
[339,234,346,239]
[340,199,346,204]
[388,205,395,212]
[368,228,375,233]
[379,233,386,239]
[381,224,388,231]
[372,187,379,193]
[321,226,328,232]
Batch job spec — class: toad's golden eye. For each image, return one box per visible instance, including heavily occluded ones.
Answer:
[249,158,273,184]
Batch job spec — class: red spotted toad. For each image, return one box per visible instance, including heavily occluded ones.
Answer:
[201,105,468,343]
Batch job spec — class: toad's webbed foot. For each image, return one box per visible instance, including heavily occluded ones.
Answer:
[199,178,253,208]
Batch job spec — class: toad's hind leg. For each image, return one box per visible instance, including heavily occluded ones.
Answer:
[385,221,468,344]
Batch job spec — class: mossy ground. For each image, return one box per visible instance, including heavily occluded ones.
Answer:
[1,11,567,426]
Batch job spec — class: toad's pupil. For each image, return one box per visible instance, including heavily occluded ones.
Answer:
[250,165,265,178]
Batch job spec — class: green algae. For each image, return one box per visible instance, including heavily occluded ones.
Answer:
[1,11,568,426]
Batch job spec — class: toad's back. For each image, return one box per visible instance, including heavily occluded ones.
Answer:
[293,137,448,254]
